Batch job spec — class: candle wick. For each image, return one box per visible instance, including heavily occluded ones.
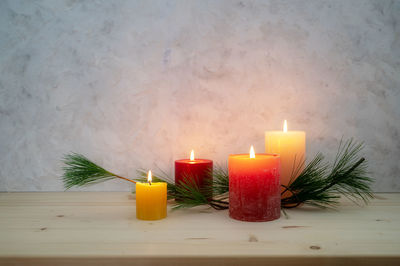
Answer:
[149,180,152,186]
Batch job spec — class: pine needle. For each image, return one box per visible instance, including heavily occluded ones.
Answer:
[212,163,229,195]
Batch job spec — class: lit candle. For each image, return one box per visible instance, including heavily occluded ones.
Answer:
[229,146,281,222]
[265,120,306,190]
[175,150,213,199]
[136,170,167,220]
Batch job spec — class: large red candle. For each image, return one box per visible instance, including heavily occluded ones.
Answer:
[229,146,281,222]
[175,150,213,198]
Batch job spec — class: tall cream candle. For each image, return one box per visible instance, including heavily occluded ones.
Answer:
[265,120,305,190]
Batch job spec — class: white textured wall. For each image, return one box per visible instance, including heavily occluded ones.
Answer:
[0,0,399,192]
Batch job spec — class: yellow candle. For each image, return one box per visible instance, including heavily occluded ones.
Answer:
[265,120,306,189]
[136,170,167,220]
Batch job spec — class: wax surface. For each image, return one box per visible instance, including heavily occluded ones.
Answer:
[229,154,281,222]
[265,131,305,189]
[175,159,213,198]
[136,182,167,220]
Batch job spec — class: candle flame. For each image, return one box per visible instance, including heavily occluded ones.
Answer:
[147,170,152,185]
[283,120,288,133]
[190,150,195,161]
[250,146,255,158]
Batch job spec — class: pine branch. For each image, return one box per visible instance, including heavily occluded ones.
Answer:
[172,139,373,210]
[61,138,373,211]
[282,138,374,208]
[61,155,227,209]
[62,153,136,189]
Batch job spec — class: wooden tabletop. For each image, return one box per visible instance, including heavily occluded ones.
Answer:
[0,192,399,266]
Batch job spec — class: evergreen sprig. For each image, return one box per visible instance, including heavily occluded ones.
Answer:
[62,153,136,189]
[282,139,373,208]
[170,139,373,209]
[61,138,373,210]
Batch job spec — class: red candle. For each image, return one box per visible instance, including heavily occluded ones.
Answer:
[175,150,213,198]
[229,146,281,222]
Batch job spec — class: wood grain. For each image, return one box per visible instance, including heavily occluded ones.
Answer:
[1,192,399,265]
